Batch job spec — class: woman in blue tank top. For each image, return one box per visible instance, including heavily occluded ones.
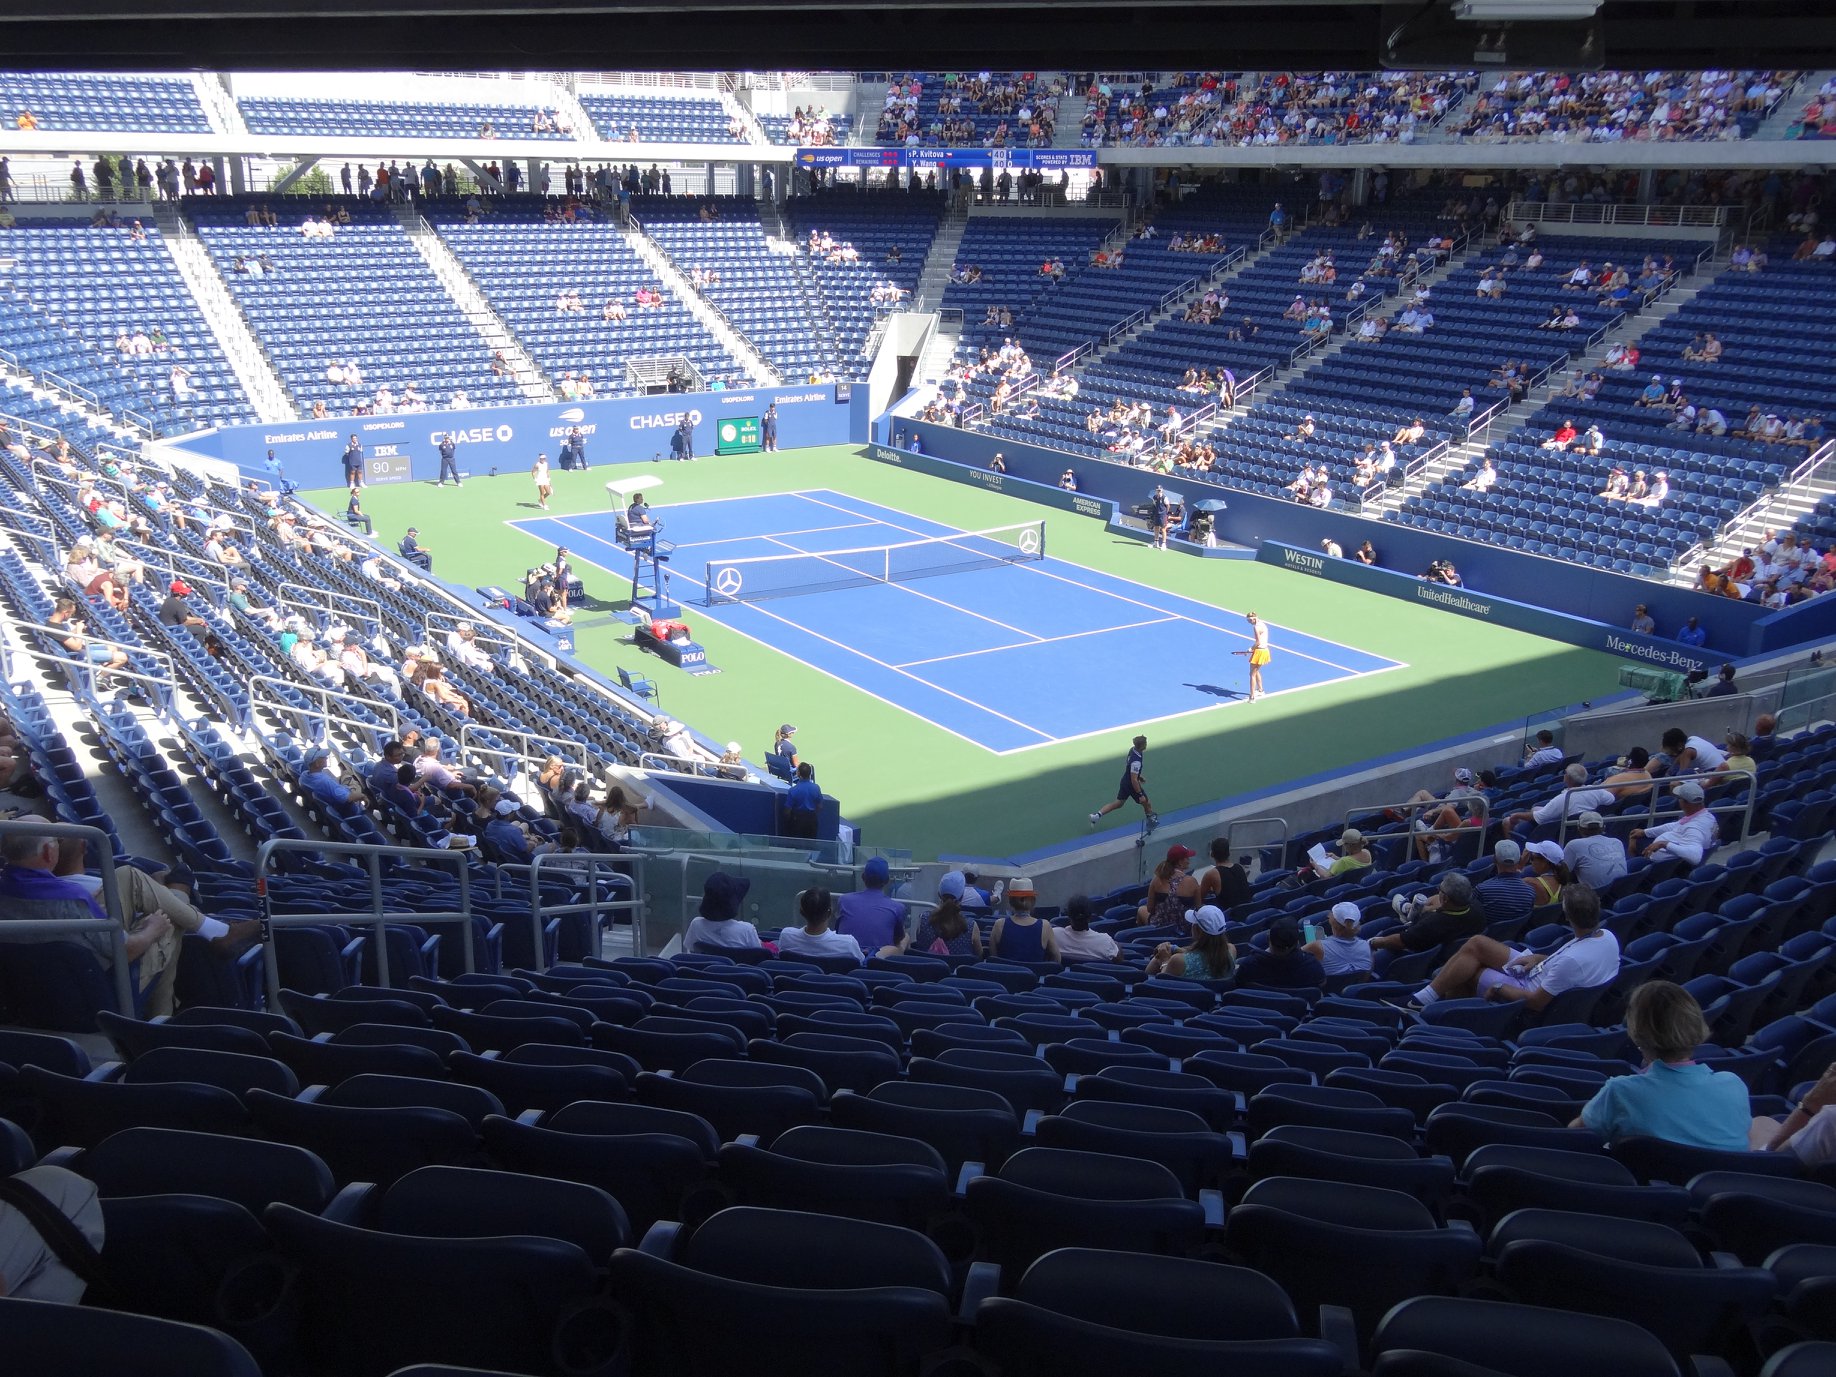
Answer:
[988,877,1060,963]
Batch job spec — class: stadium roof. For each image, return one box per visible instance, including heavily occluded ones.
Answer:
[0,0,1829,72]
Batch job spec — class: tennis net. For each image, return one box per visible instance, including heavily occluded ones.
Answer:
[704,519,1046,605]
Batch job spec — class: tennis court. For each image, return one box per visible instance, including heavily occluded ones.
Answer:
[511,489,1403,754]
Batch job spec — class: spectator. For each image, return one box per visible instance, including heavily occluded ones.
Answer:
[1407,883,1617,1012]
[1760,1061,1836,1167]
[776,886,864,963]
[299,753,353,807]
[836,855,907,957]
[1719,732,1757,779]
[1402,765,1486,862]
[1145,904,1236,981]
[444,622,495,675]
[1308,827,1372,880]
[1053,894,1119,964]
[48,599,127,678]
[1304,901,1372,978]
[414,738,476,800]
[1575,980,1757,1149]
[481,794,537,863]
[1629,780,1720,867]
[1137,843,1199,925]
[988,876,1059,962]
[1501,762,1619,835]
[1523,729,1564,768]
[1236,916,1326,990]
[1522,840,1570,910]
[0,833,168,1014]
[1369,872,1485,963]
[912,872,982,957]
[1658,726,1725,776]
[1195,837,1252,911]
[1563,811,1629,891]
[682,871,761,952]
[1473,840,1535,927]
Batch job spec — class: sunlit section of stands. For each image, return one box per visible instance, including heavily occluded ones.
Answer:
[191,197,524,417]
[1,219,256,434]
[0,72,211,133]
[239,96,577,141]
[427,199,746,397]
[779,191,947,374]
[578,91,743,143]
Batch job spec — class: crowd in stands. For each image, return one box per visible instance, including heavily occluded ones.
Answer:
[875,71,1064,147]
[1457,70,1802,143]
[3,310,1836,1369]
[1791,75,1836,140]
[1085,71,1478,147]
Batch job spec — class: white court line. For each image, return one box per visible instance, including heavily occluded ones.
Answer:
[510,493,1409,755]
[671,519,880,553]
[704,592,1057,746]
[794,490,1385,677]
[895,616,1180,668]
[758,532,1045,642]
[985,660,1412,756]
[509,511,1021,752]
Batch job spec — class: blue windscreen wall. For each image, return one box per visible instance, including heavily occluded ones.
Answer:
[172,383,856,490]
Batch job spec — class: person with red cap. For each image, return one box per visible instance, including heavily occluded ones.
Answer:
[1137,843,1199,926]
[157,579,205,632]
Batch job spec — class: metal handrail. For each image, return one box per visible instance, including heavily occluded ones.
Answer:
[5,619,174,682]
[1224,815,1291,871]
[254,836,476,1000]
[1557,768,1755,848]
[1671,441,1833,575]
[243,672,400,745]
[495,851,649,968]
[278,583,385,629]
[0,819,135,1017]
[1352,793,1492,851]
[461,720,606,783]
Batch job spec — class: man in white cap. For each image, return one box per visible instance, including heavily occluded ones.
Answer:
[1629,781,1719,867]
[1303,901,1371,976]
[1473,840,1534,928]
[1563,811,1628,890]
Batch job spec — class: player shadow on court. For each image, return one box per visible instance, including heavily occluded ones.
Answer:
[1186,682,1248,701]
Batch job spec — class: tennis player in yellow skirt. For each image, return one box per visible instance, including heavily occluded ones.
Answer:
[1232,611,1271,701]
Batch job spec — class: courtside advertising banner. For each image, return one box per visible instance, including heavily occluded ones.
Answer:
[173,384,846,489]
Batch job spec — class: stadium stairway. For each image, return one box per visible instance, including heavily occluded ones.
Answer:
[396,206,557,404]
[1372,242,1720,519]
[544,83,599,148]
[718,87,773,146]
[625,219,781,386]
[1751,70,1834,140]
[1670,461,1836,586]
[159,226,298,424]
[190,71,247,137]
[915,200,971,307]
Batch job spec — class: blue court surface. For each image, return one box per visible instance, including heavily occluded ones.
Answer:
[511,490,1404,754]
